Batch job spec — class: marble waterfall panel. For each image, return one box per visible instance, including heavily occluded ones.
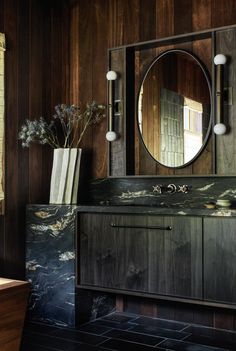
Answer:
[26,205,77,327]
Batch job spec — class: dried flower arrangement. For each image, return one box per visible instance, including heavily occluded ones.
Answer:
[18,101,106,148]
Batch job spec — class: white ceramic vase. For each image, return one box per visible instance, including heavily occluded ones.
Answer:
[49,148,82,204]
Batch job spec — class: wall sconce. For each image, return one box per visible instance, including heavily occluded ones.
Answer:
[213,54,227,135]
[106,70,118,142]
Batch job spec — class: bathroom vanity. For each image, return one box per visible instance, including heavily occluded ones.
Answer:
[26,186,236,326]
[77,206,236,308]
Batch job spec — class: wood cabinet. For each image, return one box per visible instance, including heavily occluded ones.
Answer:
[148,216,202,299]
[80,214,149,291]
[204,218,236,304]
[79,213,202,300]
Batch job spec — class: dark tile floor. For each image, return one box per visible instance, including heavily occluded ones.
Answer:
[20,312,236,351]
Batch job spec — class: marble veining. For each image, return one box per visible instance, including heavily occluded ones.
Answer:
[26,205,116,327]
[197,183,215,191]
[86,176,236,211]
[26,205,77,327]
[58,251,75,261]
[119,190,153,199]
[219,188,236,198]
[76,204,236,217]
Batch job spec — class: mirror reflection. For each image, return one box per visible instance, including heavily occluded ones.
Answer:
[137,50,211,168]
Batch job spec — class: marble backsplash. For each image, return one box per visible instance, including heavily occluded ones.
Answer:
[84,176,236,209]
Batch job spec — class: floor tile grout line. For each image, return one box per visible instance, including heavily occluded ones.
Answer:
[96,336,166,349]
[178,324,191,332]
[21,339,72,351]
[125,325,192,338]
[24,330,110,347]
[96,338,113,348]
[154,337,168,347]
[156,336,233,351]
[101,327,175,343]
[181,333,192,341]
[51,327,113,338]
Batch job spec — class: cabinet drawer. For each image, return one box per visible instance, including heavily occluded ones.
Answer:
[78,213,202,299]
[79,213,149,292]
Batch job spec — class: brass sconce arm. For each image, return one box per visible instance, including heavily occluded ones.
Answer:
[213,54,227,135]
[106,70,118,142]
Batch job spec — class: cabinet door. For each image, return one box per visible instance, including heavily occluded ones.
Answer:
[149,216,202,299]
[204,218,236,304]
[79,213,149,292]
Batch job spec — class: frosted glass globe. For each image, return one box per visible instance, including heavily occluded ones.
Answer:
[214,54,227,65]
[106,71,117,81]
[106,131,118,141]
[213,123,226,135]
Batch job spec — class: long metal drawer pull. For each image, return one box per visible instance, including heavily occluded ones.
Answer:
[110,223,172,230]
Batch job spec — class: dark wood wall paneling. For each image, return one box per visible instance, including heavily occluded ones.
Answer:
[0,0,70,278]
[68,0,236,179]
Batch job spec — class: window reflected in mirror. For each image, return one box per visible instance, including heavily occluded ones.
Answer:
[0,33,5,214]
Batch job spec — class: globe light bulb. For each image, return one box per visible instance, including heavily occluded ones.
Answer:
[106,71,117,81]
[214,54,227,65]
[106,131,118,141]
[213,123,226,135]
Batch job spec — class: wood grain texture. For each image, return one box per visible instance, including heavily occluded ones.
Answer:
[66,0,236,179]
[91,0,108,178]
[192,0,212,31]
[174,0,193,35]
[139,0,156,42]
[204,218,236,304]
[80,213,149,292]
[79,213,202,299]
[215,29,236,174]
[0,0,70,278]
[212,0,236,28]
[0,278,29,351]
[156,0,174,38]
[148,216,202,299]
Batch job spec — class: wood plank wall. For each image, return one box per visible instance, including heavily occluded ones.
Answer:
[0,0,235,284]
[0,0,69,278]
[69,0,236,179]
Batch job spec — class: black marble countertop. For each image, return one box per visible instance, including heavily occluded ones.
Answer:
[76,205,236,217]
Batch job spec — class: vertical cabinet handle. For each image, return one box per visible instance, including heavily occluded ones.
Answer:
[110,223,172,231]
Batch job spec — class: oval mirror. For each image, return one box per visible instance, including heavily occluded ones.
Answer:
[137,49,211,168]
